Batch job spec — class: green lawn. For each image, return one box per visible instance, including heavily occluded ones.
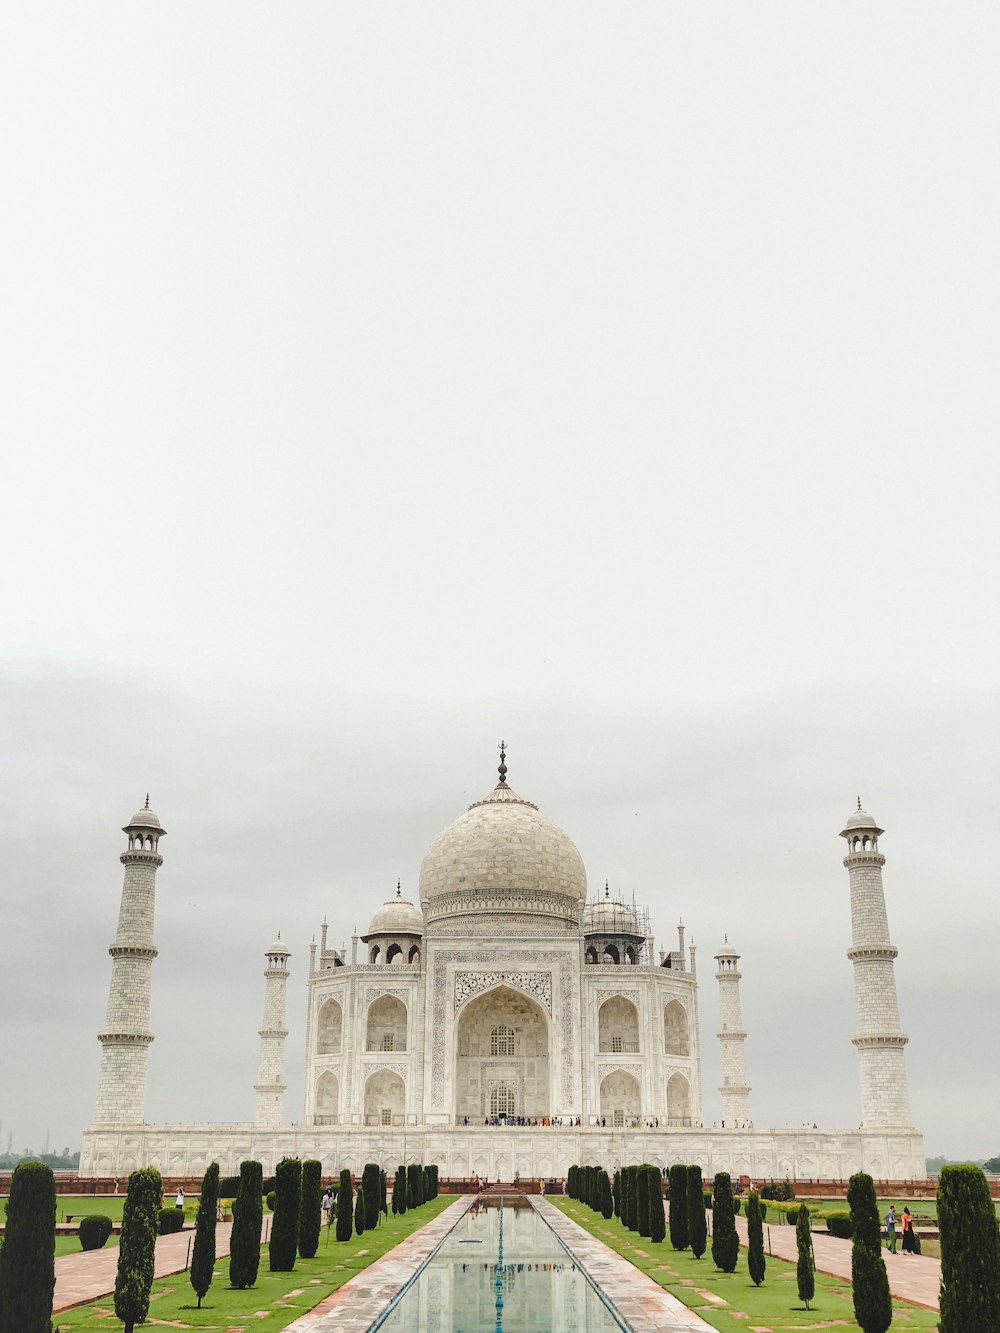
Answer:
[54,1196,452,1332]
[550,1198,940,1333]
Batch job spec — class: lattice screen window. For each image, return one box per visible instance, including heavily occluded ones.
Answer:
[611,1035,624,1052]
[382,1034,394,1052]
[490,1083,516,1117]
[490,1024,515,1057]
[381,1107,392,1126]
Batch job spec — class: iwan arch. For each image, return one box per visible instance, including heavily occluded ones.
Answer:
[80,757,924,1181]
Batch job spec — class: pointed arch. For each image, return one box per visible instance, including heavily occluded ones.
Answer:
[317,998,343,1054]
[600,1070,641,1126]
[315,1070,339,1124]
[598,996,639,1053]
[366,995,407,1052]
[667,1071,691,1125]
[664,1000,689,1055]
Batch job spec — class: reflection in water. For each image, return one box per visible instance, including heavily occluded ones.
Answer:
[377,1199,625,1333]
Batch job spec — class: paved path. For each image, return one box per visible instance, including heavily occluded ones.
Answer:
[533,1196,713,1332]
[734,1214,941,1312]
[54,1220,236,1312]
[283,1195,474,1331]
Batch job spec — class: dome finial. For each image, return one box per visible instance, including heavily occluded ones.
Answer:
[605,879,610,898]
[497,739,508,786]
[396,879,401,897]
[144,793,150,809]
[857,794,862,811]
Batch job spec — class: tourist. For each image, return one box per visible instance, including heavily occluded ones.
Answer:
[884,1204,897,1252]
[321,1186,333,1223]
[175,1186,184,1209]
[900,1206,915,1254]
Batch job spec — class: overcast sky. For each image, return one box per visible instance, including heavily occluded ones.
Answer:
[1,4,997,1163]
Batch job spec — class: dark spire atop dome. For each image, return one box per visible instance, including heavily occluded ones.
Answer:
[497,739,508,786]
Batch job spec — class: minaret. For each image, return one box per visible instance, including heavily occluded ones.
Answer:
[715,937,751,1128]
[254,935,290,1128]
[94,799,165,1125]
[841,801,911,1126]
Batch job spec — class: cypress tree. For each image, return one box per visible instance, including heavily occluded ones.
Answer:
[711,1172,739,1273]
[393,1165,407,1215]
[637,1164,651,1237]
[569,1165,578,1200]
[847,1172,892,1333]
[380,1169,388,1216]
[687,1165,707,1259]
[623,1166,637,1230]
[612,1169,621,1218]
[335,1170,353,1242]
[298,1160,322,1261]
[648,1167,666,1244]
[0,1159,56,1333]
[407,1163,423,1208]
[362,1164,380,1230]
[229,1160,264,1289]
[600,1169,614,1219]
[422,1167,432,1210]
[270,1157,302,1271]
[796,1205,815,1310]
[114,1167,161,1333]
[938,1164,1000,1333]
[190,1162,220,1308]
[668,1164,689,1250]
[746,1191,766,1287]
[354,1185,366,1236]
[429,1165,439,1199]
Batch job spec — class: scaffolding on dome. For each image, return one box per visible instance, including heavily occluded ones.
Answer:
[582,891,651,965]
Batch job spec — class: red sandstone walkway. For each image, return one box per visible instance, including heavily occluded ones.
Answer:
[733,1213,941,1312]
[54,1219,240,1312]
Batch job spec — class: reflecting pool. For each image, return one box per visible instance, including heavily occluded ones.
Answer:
[374,1198,627,1332]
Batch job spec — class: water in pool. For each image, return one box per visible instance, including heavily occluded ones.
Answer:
[374,1198,626,1332]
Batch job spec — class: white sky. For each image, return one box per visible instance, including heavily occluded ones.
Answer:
[1,4,998,1161]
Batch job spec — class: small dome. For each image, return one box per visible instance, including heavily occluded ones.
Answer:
[267,936,289,957]
[716,940,739,958]
[845,807,877,830]
[583,893,638,935]
[367,889,423,937]
[123,800,164,834]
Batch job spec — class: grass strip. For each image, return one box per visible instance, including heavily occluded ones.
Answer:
[550,1197,940,1332]
[54,1194,452,1332]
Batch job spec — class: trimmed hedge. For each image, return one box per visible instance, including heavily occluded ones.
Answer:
[79,1214,114,1251]
[826,1211,853,1238]
[158,1207,184,1235]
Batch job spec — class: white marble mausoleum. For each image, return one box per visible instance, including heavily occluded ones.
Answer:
[80,751,925,1181]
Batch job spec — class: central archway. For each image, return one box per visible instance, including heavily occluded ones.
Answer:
[455,985,550,1122]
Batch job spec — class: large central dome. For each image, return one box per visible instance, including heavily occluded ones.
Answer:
[418,777,587,931]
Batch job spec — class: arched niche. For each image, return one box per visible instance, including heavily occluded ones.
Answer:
[598,996,639,1053]
[364,1069,405,1126]
[600,1070,641,1126]
[664,1000,689,1055]
[366,995,407,1052]
[315,1071,339,1124]
[317,998,343,1054]
[408,944,420,964]
[667,1071,691,1125]
[455,985,550,1122]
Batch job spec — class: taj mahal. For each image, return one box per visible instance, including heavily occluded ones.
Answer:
[80,747,925,1182]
